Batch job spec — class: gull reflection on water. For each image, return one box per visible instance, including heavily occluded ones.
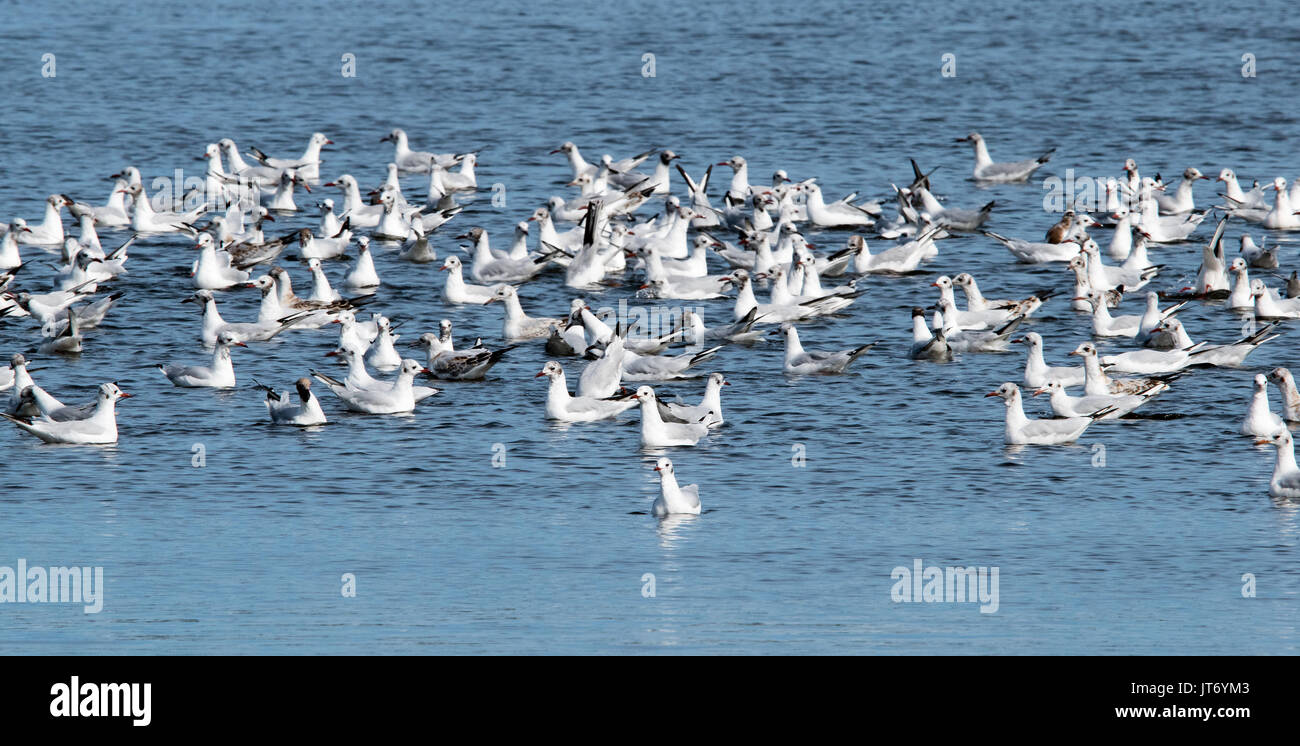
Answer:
[655,512,699,549]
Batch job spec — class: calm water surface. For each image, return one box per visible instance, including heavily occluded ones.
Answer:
[0,1,1297,653]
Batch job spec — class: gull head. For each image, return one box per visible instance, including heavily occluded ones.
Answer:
[1032,380,1063,397]
[653,457,674,475]
[1254,373,1269,391]
[536,360,563,379]
[400,359,430,377]
[1069,342,1097,358]
[185,289,216,307]
[440,255,461,272]
[1268,367,1294,387]
[1255,429,1293,449]
[216,331,246,349]
[633,385,657,404]
[985,382,1020,403]
[717,156,745,170]
[955,132,982,144]
[99,382,131,402]
[1183,167,1209,182]
[486,284,515,304]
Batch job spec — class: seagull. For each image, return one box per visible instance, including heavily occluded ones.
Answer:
[1133,179,1207,242]
[1137,292,1190,347]
[0,383,130,445]
[656,372,727,427]
[984,231,1081,264]
[191,233,251,289]
[1255,430,1300,499]
[186,289,295,346]
[651,457,702,516]
[1250,279,1300,320]
[986,382,1106,445]
[439,255,495,304]
[1076,289,1141,337]
[802,182,877,229]
[323,175,384,228]
[122,184,203,234]
[381,128,462,171]
[682,308,765,345]
[724,269,844,323]
[535,361,638,422]
[0,226,24,269]
[933,300,1023,352]
[159,331,244,388]
[487,284,563,341]
[1154,167,1210,214]
[774,323,875,374]
[313,359,431,414]
[256,378,327,426]
[343,237,380,290]
[1014,332,1085,388]
[1238,235,1278,269]
[15,382,102,422]
[1243,373,1287,437]
[911,187,994,232]
[1262,178,1300,230]
[909,306,951,361]
[365,316,402,371]
[1163,319,1278,368]
[39,307,83,354]
[397,222,436,263]
[1066,342,1180,396]
[4,354,36,415]
[416,320,512,380]
[15,195,71,245]
[955,132,1054,182]
[462,226,553,284]
[621,344,724,381]
[1267,367,1300,421]
[849,230,939,274]
[246,132,331,180]
[1033,378,1165,420]
[632,386,710,447]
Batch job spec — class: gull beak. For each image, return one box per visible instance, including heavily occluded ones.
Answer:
[118,392,133,398]
[1255,438,1272,445]
[653,466,662,472]
[534,371,547,377]
[984,391,1000,397]
[235,341,248,348]
[1032,387,1046,397]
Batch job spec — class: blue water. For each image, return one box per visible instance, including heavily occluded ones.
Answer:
[1,0,1297,654]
